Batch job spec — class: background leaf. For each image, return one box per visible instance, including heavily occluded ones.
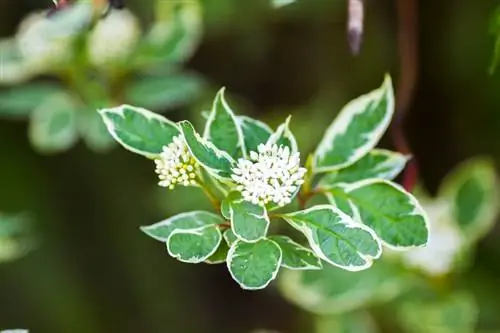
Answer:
[0,82,64,118]
[278,259,409,315]
[439,157,499,243]
[28,92,79,154]
[125,72,204,111]
[399,292,478,333]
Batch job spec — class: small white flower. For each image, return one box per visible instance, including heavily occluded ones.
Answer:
[402,199,463,276]
[87,9,140,68]
[231,143,307,207]
[154,135,199,190]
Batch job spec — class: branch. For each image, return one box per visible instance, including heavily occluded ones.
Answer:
[391,0,419,191]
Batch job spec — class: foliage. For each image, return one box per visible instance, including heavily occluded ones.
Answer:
[0,213,34,263]
[277,157,498,332]
[99,75,430,290]
[0,0,203,154]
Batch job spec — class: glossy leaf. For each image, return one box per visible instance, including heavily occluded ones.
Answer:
[314,75,394,172]
[228,196,270,243]
[282,205,381,271]
[179,120,234,180]
[269,235,322,270]
[141,211,223,242]
[345,179,429,249]
[99,104,180,158]
[318,149,408,188]
[167,224,222,263]
[227,238,282,290]
[267,116,298,153]
[203,88,246,158]
[238,116,273,153]
[205,239,229,264]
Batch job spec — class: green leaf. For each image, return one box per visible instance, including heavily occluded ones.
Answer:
[273,0,296,7]
[281,205,381,271]
[141,211,224,242]
[28,92,79,154]
[0,39,32,85]
[314,312,379,333]
[228,196,270,243]
[238,116,273,153]
[178,120,234,180]
[345,179,429,249]
[78,110,115,152]
[0,83,65,118]
[269,235,322,270]
[278,259,409,315]
[318,149,408,188]
[205,239,229,264]
[99,104,180,158]
[167,224,222,263]
[125,72,204,110]
[223,228,238,246]
[399,292,478,333]
[227,238,282,290]
[439,158,499,243]
[267,116,298,153]
[203,88,246,158]
[325,188,358,219]
[135,1,201,67]
[314,75,394,172]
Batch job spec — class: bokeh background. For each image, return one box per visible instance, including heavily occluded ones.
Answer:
[1,0,500,332]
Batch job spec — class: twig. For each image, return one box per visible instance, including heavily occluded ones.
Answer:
[391,0,419,191]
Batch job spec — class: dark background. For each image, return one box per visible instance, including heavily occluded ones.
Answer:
[1,0,500,332]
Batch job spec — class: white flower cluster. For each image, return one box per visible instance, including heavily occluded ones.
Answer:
[231,143,307,207]
[154,136,198,189]
[87,9,140,68]
[402,200,463,276]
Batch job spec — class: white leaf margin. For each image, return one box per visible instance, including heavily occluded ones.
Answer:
[226,238,283,290]
[282,205,382,272]
[98,104,179,158]
[229,199,270,243]
[270,235,323,270]
[313,74,395,173]
[267,115,299,154]
[166,224,222,264]
[203,87,247,158]
[178,120,236,180]
[140,211,222,242]
[344,178,430,251]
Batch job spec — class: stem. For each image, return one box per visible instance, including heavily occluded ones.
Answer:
[198,182,220,211]
[391,0,419,192]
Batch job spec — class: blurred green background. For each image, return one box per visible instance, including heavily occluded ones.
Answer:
[1,0,500,332]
